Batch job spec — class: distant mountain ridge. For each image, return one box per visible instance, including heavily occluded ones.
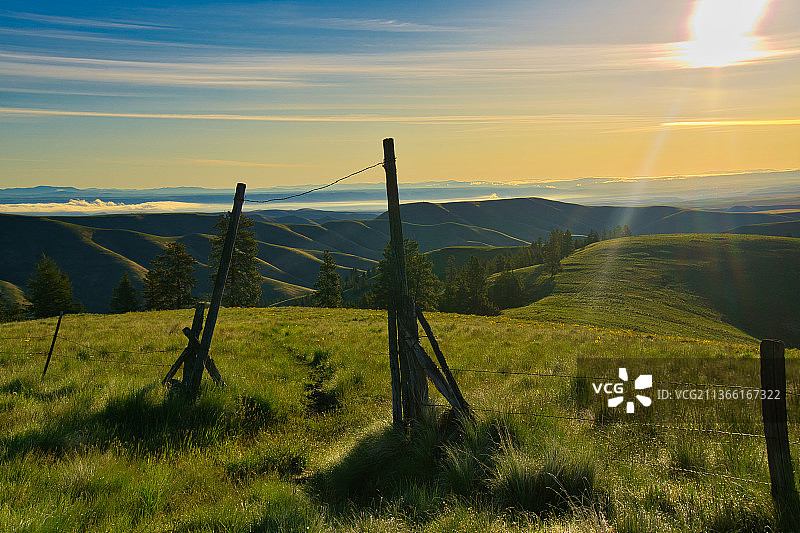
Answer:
[3,169,799,210]
[0,196,797,312]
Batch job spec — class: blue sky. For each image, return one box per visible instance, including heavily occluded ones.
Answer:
[1,0,799,190]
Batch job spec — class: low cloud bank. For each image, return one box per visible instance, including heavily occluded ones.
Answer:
[0,198,209,215]
[0,194,507,215]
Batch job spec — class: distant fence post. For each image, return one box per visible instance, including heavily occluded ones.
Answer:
[185,183,245,398]
[760,339,800,526]
[41,311,63,378]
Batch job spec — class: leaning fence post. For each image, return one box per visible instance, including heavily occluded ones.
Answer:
[760,339,800,526]
[186,183,245,398]
[41,311,63,378]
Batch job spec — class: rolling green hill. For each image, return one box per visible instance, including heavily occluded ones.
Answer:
[502,234,800,346]
[0,197,797,312]
[725,219,800,238]
[0,280,27,307]
[383,197,797,238]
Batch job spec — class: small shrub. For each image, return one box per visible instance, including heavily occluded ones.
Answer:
[440,416,511,497]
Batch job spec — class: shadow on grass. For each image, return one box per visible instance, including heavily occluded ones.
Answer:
[2,383,277,458]
[525,267,556,303]
[307,411,602,523]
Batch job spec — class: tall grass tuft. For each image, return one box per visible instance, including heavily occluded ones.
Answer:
[440,415,515,497]
[491,443,599,518]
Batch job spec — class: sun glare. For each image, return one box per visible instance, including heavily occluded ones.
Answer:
[679,0,771,67]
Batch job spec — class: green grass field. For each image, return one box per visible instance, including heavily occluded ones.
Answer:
[2,306,799,532]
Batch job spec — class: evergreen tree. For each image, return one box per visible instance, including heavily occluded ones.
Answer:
[363,239,442,311]
[586,229,600,245]
[457,256,499,315]
[530,237,544,265]
[143,242,197,310]
[543,229,564,276]
[488,270,525,310]
[440,256,498,315]
[0,300,25,323]
[440,255,461,312]
[210,212,262,307]
[561,229,574,256]
[109,272,141,313]
[313,250,342,308]
[622,224,633,237]
[26,254,82,318]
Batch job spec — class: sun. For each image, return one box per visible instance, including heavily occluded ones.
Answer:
[679,0,771,67]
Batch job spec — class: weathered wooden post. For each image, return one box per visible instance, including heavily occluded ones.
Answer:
[388,306,402,427]
[41,311,63,378]
[162,303,205,386]
[384,138,428,424]
[760,339,800,527]
[185,183,245,398]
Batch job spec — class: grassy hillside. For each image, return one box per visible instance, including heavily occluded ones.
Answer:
[2,197,797,312]
[1,307,797,531]
[387,197,797,239]
[0,280,27,307]
[503,234,800,346]
[726,220,800,238]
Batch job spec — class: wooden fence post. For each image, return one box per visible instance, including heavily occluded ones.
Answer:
[185,183,245,398]
[162,303,205,385]
[383,138,428,424]
[388,307,402,427]
[760,339,800,527]
[41,311,63,378]
[417,309,469,414]
[183,304,206,382]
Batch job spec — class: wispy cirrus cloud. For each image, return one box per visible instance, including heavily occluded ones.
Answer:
[0,10,173,30]
[0,27,225,49]
[663,119,800,127]
[303,17,461,33]
[0,107,644,126]
[0,41,714,91]
[0,52,313,86]
[187,159,310,168]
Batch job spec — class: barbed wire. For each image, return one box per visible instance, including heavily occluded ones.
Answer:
[0,335,52,341]
[0,347,173,368]
[425,403,796,443]
[243,161,384,204]
[0,350,47,357]
[605,456,771,487]
[448,366,794,396]
[58,335,180,355]
[73,353,172,368]
[427,405,780,489]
